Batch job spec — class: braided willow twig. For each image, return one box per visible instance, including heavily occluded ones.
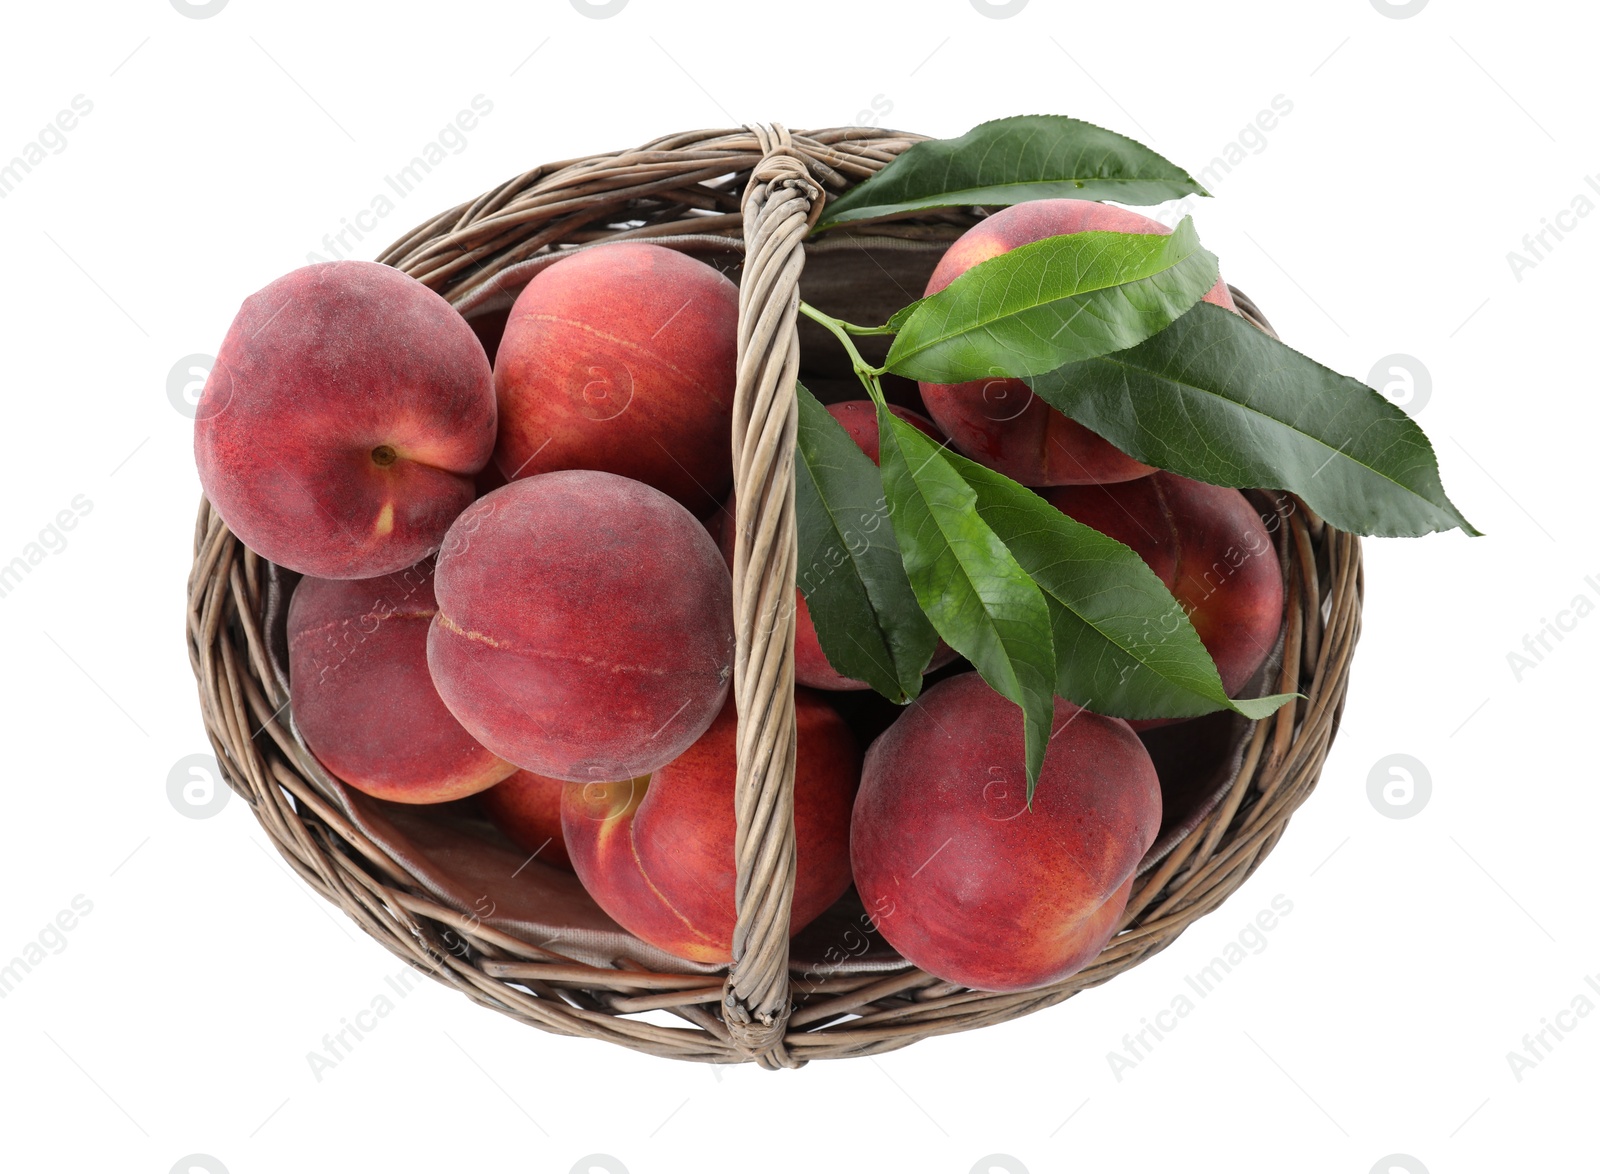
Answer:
[721,124,825,1068]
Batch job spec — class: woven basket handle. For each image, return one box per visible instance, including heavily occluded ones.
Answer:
[722,124,822,1067]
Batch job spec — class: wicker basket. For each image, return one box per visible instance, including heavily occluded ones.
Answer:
[184,124,1362,1068]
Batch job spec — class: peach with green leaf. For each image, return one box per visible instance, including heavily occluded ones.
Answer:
[916,199,1235,487]
[850,671,1161,992]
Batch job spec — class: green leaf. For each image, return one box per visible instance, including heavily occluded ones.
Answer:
[947,449,1297,722]
[884,297,924,334]
[876,407,1056,797]
[814,114,1207,231]
[1027,302,1480,538]
[882,218,1218,383]
[793,384,939,701]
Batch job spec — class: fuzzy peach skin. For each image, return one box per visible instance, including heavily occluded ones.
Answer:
[288,561,514,803]
[821,399,941,463]
[561,692,861,963]
[493,242,739,515]
[918,199,1236,487]
[427,470,735,782]
[1043,472,1284,718]
[716,400,958,691]
[195,260,496,579]
[482,770,573,871]
[850,672,1161,993]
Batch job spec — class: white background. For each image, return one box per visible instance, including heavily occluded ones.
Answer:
[0,1,1593,1171]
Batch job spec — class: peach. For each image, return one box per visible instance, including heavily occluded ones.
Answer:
[918,199,1235,487]
[195,260,496,578]
[718,400,958,692]
[493,242,739,515]
[1043,472,1284,708]
[482,770,573,871]
[818,399,942,463]
[561,692,861,963]
[287,560,514,803]
[850,672,1161,992]
[427,470,734,782]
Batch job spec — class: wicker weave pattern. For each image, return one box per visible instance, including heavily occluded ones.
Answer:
[721,125,824,1067]
[185,126,1362,1065]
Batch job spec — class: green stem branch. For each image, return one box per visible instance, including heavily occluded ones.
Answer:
[798,301,889,405]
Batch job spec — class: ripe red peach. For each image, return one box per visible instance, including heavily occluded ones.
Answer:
[482,770,573,871]
[1043,472,1284,708]
[718,400,957,691]
[819,399,942,463]
[427,470,734,782]
[493,242,739,515]
[850,672,1161,992]
[918,199,1235,487]
[287,561,514,803]
[195,260,496,578]
[561,692,861,963]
